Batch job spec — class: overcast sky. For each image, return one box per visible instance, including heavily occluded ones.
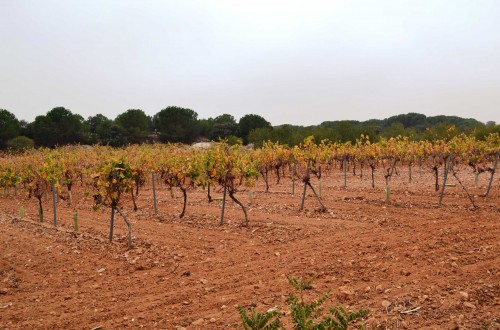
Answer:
[1,0,499,125]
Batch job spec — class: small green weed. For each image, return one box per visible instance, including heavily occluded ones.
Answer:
[237,305,282,330]
[238,276,369,330]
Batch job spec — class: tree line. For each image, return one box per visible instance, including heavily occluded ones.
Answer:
[0,106,498,150]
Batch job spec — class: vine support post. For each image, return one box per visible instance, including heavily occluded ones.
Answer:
[300,158,311,211]
[73,207,78,232]
[264,168,269,192]
[452,171,477,208]
[38,198,43,223]
[485,152,498,197]
[229,191,249,227]
[68,190,73,206]
[152,172,158,215]
[219,171,228,226]
[115,207,133,249]
[179,187,187,219]
[51,180,57,226]
[306,181,327,212]
[343,155,347,189]
[439,154,453,206]
[109,206,115,242]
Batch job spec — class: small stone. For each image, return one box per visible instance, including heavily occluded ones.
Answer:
[191,318,204,326]
[275,252,280,256]
[262,298,273,305]
[338,286,355,300]
[459,291,469,301]
[209,318,216,323]
[181,271,190,277]
[200,278,208,284]
[451,262,458,268]
[221,305,227,309]
[375,285,383,292]
[381,300,391,308]
[364,286,371,293]
[463,302,476,309]
[96,268,106,273]
[0,289,8,295]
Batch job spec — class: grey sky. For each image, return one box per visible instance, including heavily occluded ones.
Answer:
[1,0,499,125]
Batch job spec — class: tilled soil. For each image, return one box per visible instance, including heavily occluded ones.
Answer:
[0,168,499,329]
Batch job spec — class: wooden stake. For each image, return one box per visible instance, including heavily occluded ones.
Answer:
[452,171,477,208]
[152,172,158,215]
[109,207,115,242]
[51,180,57,226]
[229,191,249,226]
[385,184,391,204]
[343,155,347,188]
[300,159,311,211]
[485,153,498,197]
[115,207,133,248]
[219,171,228,226]
[439,154,453,206]
[73,208,79,232]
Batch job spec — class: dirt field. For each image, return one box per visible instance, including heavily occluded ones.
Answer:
[0,167,499,329]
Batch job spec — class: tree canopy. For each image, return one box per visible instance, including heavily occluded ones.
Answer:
[114,109,151,144]
[153,106,200,143]
[1,107,497,150]
[211,114,239,140]
[238,114,272,143]
[32,107,88,147]
[86,114,128,146]
[0,109,21,147]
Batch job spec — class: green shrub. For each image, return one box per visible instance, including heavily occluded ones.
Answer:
[238,305,282,330]
[7,135,34,150]
[238,276,369,330]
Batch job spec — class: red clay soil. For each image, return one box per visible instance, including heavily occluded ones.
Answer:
[0,167,499,329]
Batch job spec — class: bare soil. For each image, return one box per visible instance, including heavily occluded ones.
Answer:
[0,167,499,329]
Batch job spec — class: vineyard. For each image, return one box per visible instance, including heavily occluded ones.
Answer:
[0,134,499,329]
